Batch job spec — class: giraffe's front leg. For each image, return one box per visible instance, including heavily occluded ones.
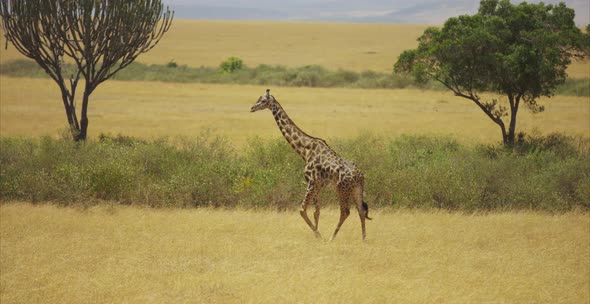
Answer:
[300,183,322,239]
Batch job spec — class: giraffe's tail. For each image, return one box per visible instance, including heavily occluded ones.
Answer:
[362,201,372,220]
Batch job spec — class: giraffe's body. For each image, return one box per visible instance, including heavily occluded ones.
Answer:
[251,89,371,240]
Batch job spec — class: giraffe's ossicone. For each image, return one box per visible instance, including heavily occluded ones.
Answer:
[250,89,372,241]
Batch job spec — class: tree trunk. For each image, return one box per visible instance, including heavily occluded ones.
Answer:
[75,89,91,141]
[58,87,81,141]
[506,95,521,146]
[76,117,88,141]
[500,123,509,145]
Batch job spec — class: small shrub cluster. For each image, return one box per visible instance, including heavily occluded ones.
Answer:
[2,58,586,95]
[0,59,49,78]
[554,78,590,96]
[111,61,424,89]
[1,133,588,212]
[218,56,243,74]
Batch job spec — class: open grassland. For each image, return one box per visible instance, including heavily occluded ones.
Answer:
[1,203,588,303]
[1,20,588,78]
[1,77,589,145]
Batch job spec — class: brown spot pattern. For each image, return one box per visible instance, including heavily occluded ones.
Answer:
[250,93,370,240]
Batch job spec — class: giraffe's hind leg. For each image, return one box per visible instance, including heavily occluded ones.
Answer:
[353,186,368,241]
[300,182,322,238]
[329,205,350,241]
[313,196,320,230]
[357,205,367,241]
[330,184,351,241]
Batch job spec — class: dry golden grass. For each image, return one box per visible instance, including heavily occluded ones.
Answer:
[1,203,588,303]
[2,18,589,303]
[1,20,588,77]
[1,76,589,145]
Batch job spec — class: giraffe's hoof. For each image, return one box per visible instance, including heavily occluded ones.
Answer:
[314,231,322,239]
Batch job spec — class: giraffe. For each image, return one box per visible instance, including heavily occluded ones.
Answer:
[250,89,372,240]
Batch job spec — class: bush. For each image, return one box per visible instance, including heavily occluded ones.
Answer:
[1,133,588,211]
[292,65,324,87]
[219,56,244,74]
[513,132,589,158]
[3,58,586,94]
[235,137,303,210]
[0,59,50,78]
[166,60,178,68]
[555,78,590,96]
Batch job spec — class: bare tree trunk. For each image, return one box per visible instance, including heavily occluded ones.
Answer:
[500,122,508,145]
[57,85,80,140]
[75,88,91,141]
[506,94,521,146]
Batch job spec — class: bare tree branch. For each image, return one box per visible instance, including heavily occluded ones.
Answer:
[0,0,174,141]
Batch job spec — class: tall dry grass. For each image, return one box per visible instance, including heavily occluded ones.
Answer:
[1,77,589,145]
[1,203,588,303]
[2,20,589,77]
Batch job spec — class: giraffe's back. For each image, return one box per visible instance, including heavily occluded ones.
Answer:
[305,142,363,189]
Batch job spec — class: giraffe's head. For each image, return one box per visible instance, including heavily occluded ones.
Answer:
[250,89,276,112]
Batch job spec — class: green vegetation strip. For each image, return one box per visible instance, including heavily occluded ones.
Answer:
[1,133,588,211]
[2,59,588,95]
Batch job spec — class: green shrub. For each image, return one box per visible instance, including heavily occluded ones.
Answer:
[555,78,590,96]
[291,65,325,87]
[0,59,50,78]
[219,56,244,74]
[3,58,585,95]
[1,133,588,211]
[235,137,303,210]
[166,60,178,68]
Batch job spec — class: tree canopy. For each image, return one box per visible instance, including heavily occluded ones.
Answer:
[394,0,589,145]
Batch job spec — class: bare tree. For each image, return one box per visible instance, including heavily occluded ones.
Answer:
[1,0,173,141]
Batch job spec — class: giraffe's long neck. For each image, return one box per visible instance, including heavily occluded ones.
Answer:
[270,101,313,159]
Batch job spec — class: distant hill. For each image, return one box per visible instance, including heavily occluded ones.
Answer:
[165,0,589,25]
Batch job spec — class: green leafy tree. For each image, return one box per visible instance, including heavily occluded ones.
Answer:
[395,0,589,145]
[1,0,173,141]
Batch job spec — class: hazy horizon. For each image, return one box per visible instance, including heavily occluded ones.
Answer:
[162,0,589,25]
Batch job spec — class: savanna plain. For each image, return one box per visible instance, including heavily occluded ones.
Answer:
[1,20,590,303]
[1,203,589,303]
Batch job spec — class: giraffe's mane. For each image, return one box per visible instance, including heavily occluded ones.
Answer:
[272,98,331,147]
